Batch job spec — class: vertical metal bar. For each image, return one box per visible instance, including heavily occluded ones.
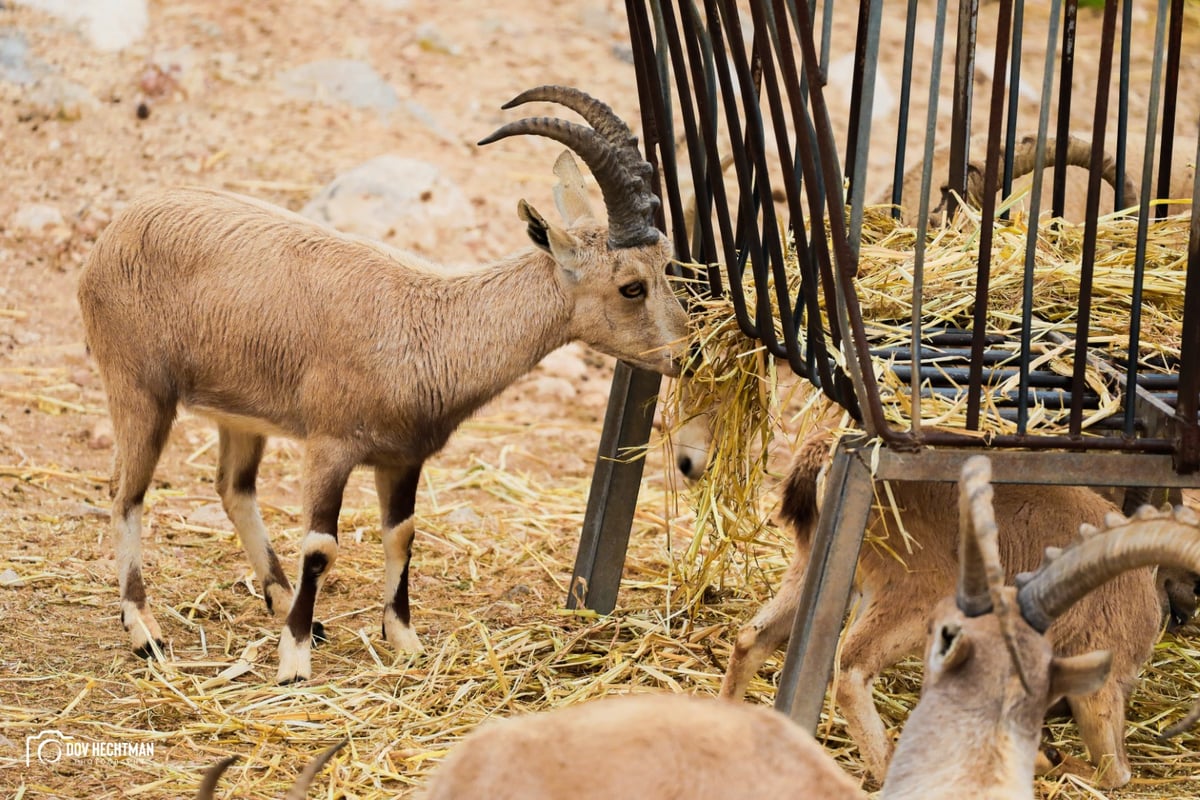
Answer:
[1017,0,1064,435]
[1115,0,1132,210]
[843,0,870,188]
[890,0,920,216]
[947,0,980,215]
[1051,0,1077,218]
[775,440,873,729]
[1155,0,1184,219]
[1173,125,1200,473]
[1066,0,1119,436]
[677,0,728,298]
[772,0,837,393]
[1000,0,1026,213]
[1124,0,1171,438]
[909,0,951,438]
[714,0,787,359]
[846,0,883,258]
[965,0,1015,431]
[701,0,761,340]
[568,363,663,613]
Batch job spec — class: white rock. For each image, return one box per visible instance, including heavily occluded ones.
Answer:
[538,345,590,381]
[16,0,148,52]
[0,568,20,587]
[302,155,473,248]
[11,203,64,232]
[278,59,398,114]
[529,376,578,403]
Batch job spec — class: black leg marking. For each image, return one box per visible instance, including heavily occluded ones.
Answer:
[286,552,327,643]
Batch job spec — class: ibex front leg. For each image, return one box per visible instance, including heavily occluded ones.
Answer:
[277,441,353,684]
[376,463,424,653]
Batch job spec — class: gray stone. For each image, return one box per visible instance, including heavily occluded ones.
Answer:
[0,568,20,587]
[301,155,473,247]
[278,59,398,115]
[0,31,37,85]
[15,0,148,51]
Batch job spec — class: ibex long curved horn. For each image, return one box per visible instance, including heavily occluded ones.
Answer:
[963,134,1141,209]
[1016,504,1200,632]
[957,455,999,616]
[478,87,660,249]
[958,456,1032,690]
[195,755,238,800]
[502,85,640,154]
[194,740,347,800]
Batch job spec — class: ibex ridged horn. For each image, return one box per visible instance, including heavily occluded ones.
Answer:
[479,87,660,249]
[1016,505,1200,633]
[956,455,999,616]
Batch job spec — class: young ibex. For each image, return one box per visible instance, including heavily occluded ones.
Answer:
[417,458,1200,800]
[719,429,1176,788]
[79,85,690,683]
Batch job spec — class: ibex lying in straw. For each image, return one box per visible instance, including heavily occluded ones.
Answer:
[719,430,1181,788]
[416,458,1200,800]
[79,85,689,683]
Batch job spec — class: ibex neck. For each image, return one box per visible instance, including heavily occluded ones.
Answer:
[881,716,1036,800]
[408,249,573,418]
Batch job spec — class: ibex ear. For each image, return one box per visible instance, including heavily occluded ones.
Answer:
[928,622,972,675]
[518,200,582,281]
[1048,650,1112,702]
[552,150,595,225]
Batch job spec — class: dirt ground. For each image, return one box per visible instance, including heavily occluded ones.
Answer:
[2,1,1200,798]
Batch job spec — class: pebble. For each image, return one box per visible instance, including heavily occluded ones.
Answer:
[11,203,64,233]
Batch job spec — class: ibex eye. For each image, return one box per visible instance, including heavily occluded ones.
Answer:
[619,281,646,299]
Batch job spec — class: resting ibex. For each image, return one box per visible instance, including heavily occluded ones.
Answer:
[416,458,1200,800]
[719,429,1183,788]
[79,85,689,683]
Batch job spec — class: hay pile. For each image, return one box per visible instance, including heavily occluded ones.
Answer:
[660,204,1200,799]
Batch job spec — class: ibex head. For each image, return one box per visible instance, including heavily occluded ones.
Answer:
[479,85,689,376]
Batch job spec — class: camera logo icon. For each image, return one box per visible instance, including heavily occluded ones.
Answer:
[25,730,76,765]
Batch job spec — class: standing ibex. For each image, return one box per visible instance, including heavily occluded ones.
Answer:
[720,430,1176,788]
[413,458,1200,800]
[79,86,689,683]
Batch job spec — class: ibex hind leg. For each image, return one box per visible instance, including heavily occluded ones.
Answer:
[216,426,293,617]
[108,385,176,658]
[1065,688,1133,789]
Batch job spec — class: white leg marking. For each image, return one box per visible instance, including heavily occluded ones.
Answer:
[114,503,163,651]
[277,625,311,684]
[381,519,423,653]
[299,530,338,568]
